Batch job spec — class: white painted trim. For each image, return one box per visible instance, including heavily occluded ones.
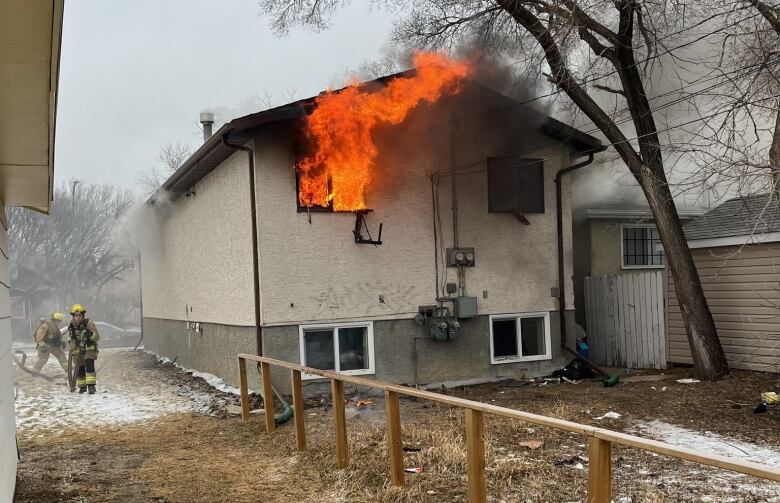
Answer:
[620,223,665,270]
[581,208,706,220]
[489,312,552,364]
[298,321,375,380]
[687,232,780,249]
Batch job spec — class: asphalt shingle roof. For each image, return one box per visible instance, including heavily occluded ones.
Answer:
[683,193,780,240]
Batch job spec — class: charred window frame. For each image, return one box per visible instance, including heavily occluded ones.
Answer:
[295,163,333,213]
[487,157,545,215]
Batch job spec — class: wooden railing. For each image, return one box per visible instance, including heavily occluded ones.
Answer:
[238,354,780,503]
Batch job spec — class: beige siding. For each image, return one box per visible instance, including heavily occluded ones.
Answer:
[255,104,574,326]
[0,204,15,499]
[667,242,780,372]
[142,151,255,325]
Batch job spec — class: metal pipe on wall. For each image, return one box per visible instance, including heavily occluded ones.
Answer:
[555,152,595,349]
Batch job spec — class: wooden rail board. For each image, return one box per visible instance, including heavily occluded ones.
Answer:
[237,353,780,498]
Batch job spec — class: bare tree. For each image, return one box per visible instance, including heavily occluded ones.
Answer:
[7,181,137,325]
[260,0,732,379]
[138,142,192,196]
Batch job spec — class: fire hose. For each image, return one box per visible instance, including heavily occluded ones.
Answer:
[256,363,293,426]
[12,350,55,382]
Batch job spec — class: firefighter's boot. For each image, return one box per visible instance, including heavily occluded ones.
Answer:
[88,384,96,395]
[79,386,87,394]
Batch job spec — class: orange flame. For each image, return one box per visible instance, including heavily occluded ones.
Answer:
[297,51,469,211]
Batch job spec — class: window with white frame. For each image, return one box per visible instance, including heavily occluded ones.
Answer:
[299,322,375,378]
[622,224,664,268]
[490,312,551,364]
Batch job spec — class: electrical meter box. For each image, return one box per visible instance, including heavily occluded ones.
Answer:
[446,247,476,267]
[454,296,478,319]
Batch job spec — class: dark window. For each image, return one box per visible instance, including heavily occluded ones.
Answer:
[302,325,371,373]
[520,317,546,357]
[492,319,518,358]
[487,157,545,214]
[303,329,336,370]
[622,226,664,267]
[338,326,367,371]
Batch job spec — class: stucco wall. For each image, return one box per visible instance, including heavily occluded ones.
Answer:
[141,151,254,326]
[0,206,17,501]
[254,96,575,327]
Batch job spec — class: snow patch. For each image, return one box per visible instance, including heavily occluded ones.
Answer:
[594,411,622,420]
[632,420,780,467]
[147,351,244,395]
[630,420,780,502]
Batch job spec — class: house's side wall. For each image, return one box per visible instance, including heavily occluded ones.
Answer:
[251,96,576,387]
[667,242,780,372]
[254,103,575,328]
[141,151,256,370]
[0,202,17,500]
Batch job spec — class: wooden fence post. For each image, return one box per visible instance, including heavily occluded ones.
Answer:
[238,357,250,422]
[260,361,275,434]
[385,390,404,486]
[291,369,306,450]
[331,379,348,468]
[588,438,612,503]
[465,409,486,503]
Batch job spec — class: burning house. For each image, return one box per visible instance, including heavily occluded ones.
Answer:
[140,53,604,392]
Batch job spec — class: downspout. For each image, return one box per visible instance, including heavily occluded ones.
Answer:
[555,152,595,350]
[222,135,293,426]
[221,136,263,357]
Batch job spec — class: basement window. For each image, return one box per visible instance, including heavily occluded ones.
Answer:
[621,224,664,268]
[490,312,551,364]
[299,322,375,379]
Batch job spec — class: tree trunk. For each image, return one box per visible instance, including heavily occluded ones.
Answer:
[498,0,728,379]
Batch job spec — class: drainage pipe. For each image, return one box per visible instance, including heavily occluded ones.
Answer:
[221,135,292,425]
[555,152,595,349]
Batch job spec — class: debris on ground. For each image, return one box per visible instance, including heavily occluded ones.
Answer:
[675,378,701,384]
[552,358,595,381]
[595,411,622,420]
[404,467,424,474]
[518,439,543,450]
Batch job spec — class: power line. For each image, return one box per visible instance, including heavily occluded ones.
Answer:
[433,92,780,178]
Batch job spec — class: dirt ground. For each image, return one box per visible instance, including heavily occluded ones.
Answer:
[12,350,780,502]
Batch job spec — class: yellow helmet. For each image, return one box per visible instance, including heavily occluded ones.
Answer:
[70,304,86,315]
[51,312,64,321]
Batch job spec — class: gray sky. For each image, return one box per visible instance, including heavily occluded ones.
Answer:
[54,1,396,191]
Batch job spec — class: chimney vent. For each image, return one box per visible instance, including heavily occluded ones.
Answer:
[199,111,215,142]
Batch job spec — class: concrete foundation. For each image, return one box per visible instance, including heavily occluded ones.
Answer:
[143,310,575,395]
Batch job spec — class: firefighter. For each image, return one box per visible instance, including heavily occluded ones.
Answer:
[68,304,100,394]
[32,312,67,372]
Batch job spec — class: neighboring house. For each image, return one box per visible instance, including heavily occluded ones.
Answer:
[141,74,604,394]
[572,205,707,328]
[667,194,780,372]
[0,0,64,499]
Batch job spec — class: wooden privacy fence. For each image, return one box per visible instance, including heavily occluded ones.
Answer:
[238,354,780,503]
[585,271,666,369]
